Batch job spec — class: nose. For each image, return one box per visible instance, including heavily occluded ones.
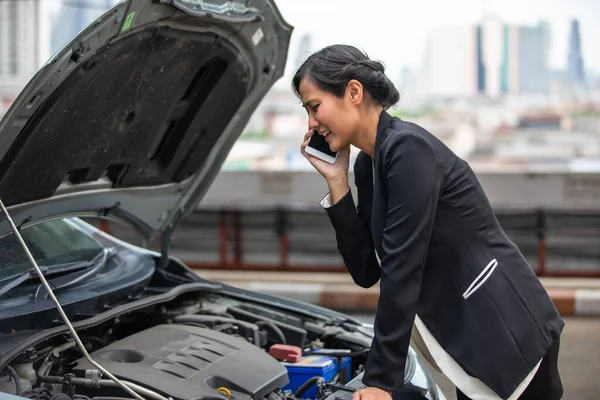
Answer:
[307,113,319,131]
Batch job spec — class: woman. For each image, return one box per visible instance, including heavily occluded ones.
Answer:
[294,44,564,400]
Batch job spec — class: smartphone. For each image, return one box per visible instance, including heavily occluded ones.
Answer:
[305,130,338,163]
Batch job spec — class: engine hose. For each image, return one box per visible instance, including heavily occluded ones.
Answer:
[294,376,325,398]
[4,365,22,396]
[255,321,286,345]
[38,341,78,378]
[190,396,229,400]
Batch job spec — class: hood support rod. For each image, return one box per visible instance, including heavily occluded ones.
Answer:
[0,199,169,400]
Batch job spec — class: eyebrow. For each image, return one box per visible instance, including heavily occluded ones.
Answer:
[302,99,316,108]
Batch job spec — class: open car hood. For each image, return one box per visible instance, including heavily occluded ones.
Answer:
[0,0,292,242]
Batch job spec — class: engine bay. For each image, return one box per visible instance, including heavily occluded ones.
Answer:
[0,290,391,400]
[71,324,288,400]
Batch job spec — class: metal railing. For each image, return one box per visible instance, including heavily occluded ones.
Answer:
[98,206,600,277]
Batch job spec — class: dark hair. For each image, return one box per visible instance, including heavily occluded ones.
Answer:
[292,44,400,109]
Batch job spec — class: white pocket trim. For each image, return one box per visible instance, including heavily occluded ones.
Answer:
[462,259,498,299]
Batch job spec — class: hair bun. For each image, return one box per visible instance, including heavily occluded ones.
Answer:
[357,60,385,73]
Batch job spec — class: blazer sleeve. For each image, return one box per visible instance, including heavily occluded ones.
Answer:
[362,132,443,393]
[322,189,381,289]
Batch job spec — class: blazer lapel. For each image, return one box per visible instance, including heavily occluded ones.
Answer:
[354,152,374,228]
[371,110,395,251]
[374,109,394,162]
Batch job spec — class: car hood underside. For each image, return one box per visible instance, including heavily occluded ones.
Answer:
[0,0,292,241]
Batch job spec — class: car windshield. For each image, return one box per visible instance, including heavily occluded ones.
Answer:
[0,218,104,281]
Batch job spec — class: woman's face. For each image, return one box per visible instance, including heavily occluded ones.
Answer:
[298,77,360,152]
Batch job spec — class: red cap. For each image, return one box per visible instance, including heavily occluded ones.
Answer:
[269,344,302,363]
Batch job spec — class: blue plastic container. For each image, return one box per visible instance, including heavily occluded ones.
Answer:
[282,355,351,400]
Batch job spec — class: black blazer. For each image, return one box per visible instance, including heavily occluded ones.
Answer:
[323,111,564,399]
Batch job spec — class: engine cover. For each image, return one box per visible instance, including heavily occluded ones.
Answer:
[72,324,289,400]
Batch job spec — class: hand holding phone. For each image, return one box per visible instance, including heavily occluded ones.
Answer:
[301,129,349,179]
[301,129,351,204]
[305,129,338,163]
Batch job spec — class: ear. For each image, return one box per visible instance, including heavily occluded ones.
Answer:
[346,79,364,106]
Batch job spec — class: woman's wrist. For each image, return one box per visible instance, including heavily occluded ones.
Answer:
[327,174,349,204]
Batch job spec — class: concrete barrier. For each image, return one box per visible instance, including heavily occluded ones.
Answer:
[200,170,600,210]
[196,270,600,316]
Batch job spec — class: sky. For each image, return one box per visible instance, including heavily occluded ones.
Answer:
[274,0,600,80]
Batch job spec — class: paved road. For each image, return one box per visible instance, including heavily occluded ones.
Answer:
[349,315,600,399]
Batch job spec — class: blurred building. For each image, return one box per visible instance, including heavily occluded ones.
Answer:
[0,0,53,118]
[515,22,551,94]
[566,19,585,86]
[0,0,51,84]
[420,25,477,98]
[419,18,550,98]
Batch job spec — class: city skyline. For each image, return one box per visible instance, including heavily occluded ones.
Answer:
[1,0,599,173]
[4,1,598,85]
[275,0,599,80]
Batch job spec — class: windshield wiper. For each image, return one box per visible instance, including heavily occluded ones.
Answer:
[0,248,116,301]
[34,247,117,300]
[0,267,50,300]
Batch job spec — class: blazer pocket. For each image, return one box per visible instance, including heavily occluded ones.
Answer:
[462,259,498,299]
